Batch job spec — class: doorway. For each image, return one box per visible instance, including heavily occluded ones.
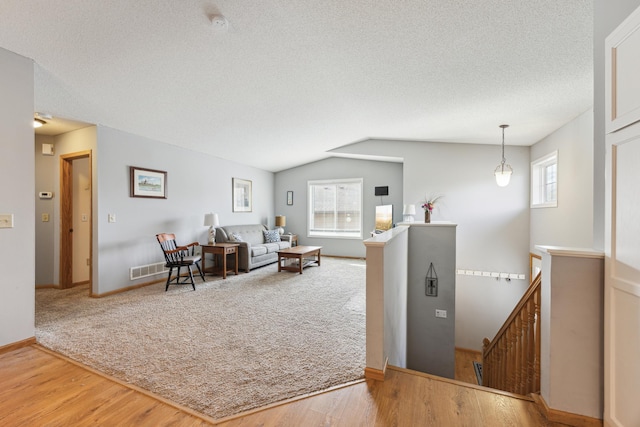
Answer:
[59,151,92,295]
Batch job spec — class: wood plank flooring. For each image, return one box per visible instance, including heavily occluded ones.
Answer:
[455,347,483,385]
[0,345,562,426]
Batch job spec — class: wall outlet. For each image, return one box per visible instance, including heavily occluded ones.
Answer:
[42,213,49,222]
[435,309,447,318]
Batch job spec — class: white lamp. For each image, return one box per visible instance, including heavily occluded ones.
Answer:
[403,204,416,222]
[494,124,513,187]
[275,215,286,235]
[203,213,220,244]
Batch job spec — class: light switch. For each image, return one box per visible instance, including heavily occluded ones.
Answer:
[435,309,447,318]
[42,213,49,222]
[108,214,116,223]
[0,214,14,228]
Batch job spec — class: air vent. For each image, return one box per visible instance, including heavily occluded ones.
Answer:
[130,262,168,281]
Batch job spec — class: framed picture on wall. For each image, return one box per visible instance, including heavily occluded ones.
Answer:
[233,178,252,212]
[130,166,167,199]
[287,191,293,205]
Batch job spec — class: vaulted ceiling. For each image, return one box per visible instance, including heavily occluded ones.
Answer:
[0,1,593,171]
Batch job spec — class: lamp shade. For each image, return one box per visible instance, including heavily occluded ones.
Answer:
[275,215,286,227]
[403,204,416,215]
[203,213,220,227]
[494,167,513,187]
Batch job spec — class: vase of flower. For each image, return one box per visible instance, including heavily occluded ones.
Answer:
[421,194,443,224]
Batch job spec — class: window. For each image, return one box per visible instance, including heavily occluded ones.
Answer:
[308,178,363,238]
[531,151,558,208]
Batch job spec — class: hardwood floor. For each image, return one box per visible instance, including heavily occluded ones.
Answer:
[455,347,483,385]
[0,346,212,426]
[0,345,563,426]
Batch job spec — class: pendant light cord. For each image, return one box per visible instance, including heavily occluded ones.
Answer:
[500,124,509,172]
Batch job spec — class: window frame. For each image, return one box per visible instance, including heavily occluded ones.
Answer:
[530,150,558,208]
[307,178,363,239]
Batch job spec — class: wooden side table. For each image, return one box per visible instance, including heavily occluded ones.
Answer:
[283,234,298,247]
[201,243,239,279]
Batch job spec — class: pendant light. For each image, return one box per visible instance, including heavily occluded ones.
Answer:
[494,124,512,187]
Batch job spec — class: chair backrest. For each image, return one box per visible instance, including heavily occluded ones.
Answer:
[156,233,179,264]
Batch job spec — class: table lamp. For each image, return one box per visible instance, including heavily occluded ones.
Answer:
[275,215,286,235]
[204,213,220,244]
[403,204,416,223]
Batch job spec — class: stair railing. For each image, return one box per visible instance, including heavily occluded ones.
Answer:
[482,272,541,395]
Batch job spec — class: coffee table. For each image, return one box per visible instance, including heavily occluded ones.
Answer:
[277,245,322,274]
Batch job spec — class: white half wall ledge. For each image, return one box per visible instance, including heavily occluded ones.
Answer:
[363,225,409,247]
[535,245,605,259]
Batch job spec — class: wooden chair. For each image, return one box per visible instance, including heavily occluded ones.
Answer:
[156,233,205,291]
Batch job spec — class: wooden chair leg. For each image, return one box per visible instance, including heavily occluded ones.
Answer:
[187,266,196,291]
[195,261,205,281]
[165,267,174,291]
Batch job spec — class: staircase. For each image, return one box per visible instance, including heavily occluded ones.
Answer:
[481,272,541,395]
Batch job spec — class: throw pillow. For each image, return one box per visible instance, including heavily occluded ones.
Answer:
[263,229,281,243]
[229,233,243,242]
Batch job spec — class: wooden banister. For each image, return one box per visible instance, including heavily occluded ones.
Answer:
[482,272,541,395]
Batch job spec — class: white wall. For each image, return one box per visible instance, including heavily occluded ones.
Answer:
[0,47,35,346]
[530,109,594,252]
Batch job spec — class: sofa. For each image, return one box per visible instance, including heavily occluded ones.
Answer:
[215,224,292,272]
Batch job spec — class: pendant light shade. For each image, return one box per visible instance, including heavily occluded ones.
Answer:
[494,124,512,187]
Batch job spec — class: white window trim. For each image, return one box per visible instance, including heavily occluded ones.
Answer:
[531,150,558,208]
[307,178,363,239]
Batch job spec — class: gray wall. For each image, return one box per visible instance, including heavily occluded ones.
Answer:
[33,125,275,294]
[406,223,456,378]
[593,0,640,251]
[94,126,275,294]
[274,157,403,258]
[0,47,35,346]
[530,109,594,252]
[35,134,57,285]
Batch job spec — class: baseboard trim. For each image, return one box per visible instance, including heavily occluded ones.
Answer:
[35,284,60,289]
[364,358,388,381]
[0,337,36,355]
[531,393,603,426]
[91,277,166,298]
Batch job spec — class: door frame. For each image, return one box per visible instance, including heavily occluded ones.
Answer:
[59,150,92,294]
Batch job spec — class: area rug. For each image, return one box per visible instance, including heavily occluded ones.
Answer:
[35,257,366,420]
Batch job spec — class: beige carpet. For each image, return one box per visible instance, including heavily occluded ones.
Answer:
[35,257,366,420]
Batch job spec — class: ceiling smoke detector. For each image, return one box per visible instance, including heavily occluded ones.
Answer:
[210,15,228,32]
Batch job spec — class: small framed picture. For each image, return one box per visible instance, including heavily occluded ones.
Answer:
[130,166,167,199]
[287,191,294,205]
[233,178,252,212]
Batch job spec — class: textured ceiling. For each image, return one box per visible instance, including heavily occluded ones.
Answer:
[0,1,593,172]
